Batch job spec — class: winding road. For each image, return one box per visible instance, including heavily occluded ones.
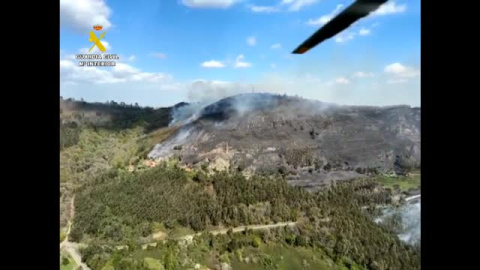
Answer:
[60,196,91,270]
[142,222,297,249]
[61,196,296,268]
[61,191,417,269]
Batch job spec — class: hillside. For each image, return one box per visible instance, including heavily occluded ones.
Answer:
[60,96,420,270]
[149,93,420,191]
[60,98,173,227]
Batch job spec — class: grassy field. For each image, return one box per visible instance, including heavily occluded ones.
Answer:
[131,243,346,270]
[231,244,345,270]
[133,248,165,261]
[60,228,67,243]
[144,257,164,270]
[146,126,179,146]
[375,171,421,192]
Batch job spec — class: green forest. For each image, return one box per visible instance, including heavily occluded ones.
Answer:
[60,98,420,270]
[70,165,419,270]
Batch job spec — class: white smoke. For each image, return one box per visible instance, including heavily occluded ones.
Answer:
[376,200,421,245]
[170,80,254,125]
[170,103,204,126]
[187,80,252,104]
[148,127,193,159]
[397,201,421,245]
[168,77,346,127]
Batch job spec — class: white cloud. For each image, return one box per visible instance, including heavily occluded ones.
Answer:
[60,0,112,33]
[384,63,419,85]
[384,63,419,78]
[250,1,319,13]
[373,1,407,16]
[247,36,257,46]
[181,0,239,8]
[387,79,408,84]
[63,53,77,61]
[113,63,140,78]
[151,53,167,59]
[60,55,185,107]
[129,72,174,84]
[201,60,226,68]
[257,70,419,107]
[307,4,344,26]
[354,71,374,78]
[282,0,319,12]
[234,54,252,68]
[79,41,112,54]
[250,6,280,13]
[385,63,407,74]
[128,55,136,61]
[61,53,420,107]
[335,77,350,84]
[359,27,371,36]
[335,32,356,43]
[271,43,282,49]
[60,58,173,85]
[61,59,112,84]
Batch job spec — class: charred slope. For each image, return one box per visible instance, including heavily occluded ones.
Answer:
[149,93,420,188]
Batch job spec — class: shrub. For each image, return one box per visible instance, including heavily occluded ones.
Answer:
[219,253,231,264]
[61,256,70,265]
[295,235,308,247]
[201,163,209,172]
[235,249,243,260]
[252,236,262,248]
[60,230,66,242]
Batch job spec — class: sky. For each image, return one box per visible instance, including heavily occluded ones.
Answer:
[60,0,420,108]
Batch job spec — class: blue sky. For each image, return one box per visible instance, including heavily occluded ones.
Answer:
[60,0,420,107]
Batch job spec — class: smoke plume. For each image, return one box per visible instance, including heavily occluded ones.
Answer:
[376,200,421,246]
[170,80,254,125]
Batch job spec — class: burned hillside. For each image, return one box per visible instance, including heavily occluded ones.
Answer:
[148,93,420,190]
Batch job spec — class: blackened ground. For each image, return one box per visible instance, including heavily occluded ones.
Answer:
[149,93,420,189]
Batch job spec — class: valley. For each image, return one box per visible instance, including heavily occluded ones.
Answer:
[60,94,420,270]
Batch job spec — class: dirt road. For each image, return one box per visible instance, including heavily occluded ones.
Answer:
[62,242,91,270]
[405,194,421,202]
[60,196,91,270]
[61,195,296,268]
[142,221,297,249]
[203,222,296,236]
